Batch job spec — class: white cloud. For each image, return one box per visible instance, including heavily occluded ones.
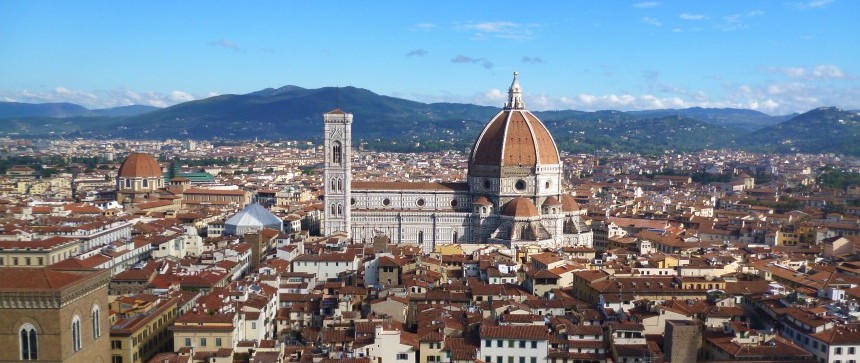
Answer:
[640,17,662,27]
[679,13,706,20]
[412,23,435,30]
[632,1,661,8]
[0,87,209,109]
[168,90,195,103]
[774,64,847,79]
[458,21,539,41]
[795,0,834,9]
[812,65,845,79]
[717,10,764,31]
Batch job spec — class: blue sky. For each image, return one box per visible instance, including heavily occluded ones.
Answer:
[0,0,857,114]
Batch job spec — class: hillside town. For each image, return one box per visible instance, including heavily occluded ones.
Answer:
[2,132,860,363]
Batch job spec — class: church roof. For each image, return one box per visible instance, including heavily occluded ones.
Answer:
[542,196,562,206]
[225,203,282,230]
[473,196,493,206]
[118,153,163,178]
[561,194,580,212]
[502,197,539,218]
[352,181,468,192]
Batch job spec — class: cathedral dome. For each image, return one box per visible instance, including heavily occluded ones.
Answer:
[118,153,163,178]
[560,194,580,212]
[501,197,539,218]
[469,72,560,168]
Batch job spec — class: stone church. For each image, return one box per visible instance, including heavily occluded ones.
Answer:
[323,73,592,252]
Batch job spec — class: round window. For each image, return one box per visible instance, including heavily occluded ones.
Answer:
[450,199,458,208]
[382,198,391,206]
[515,180,527,191]
[417,198,425,207]
[350,198,356,206]
[545,181,551,189]
[483,179,492,189]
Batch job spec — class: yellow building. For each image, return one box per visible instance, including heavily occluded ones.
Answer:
[110,295,180,363]
[170,313,237,353]
[0,237,80,267]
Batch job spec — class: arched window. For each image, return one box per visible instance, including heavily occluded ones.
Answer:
[72,315,82,352]
[20,323,37,360]
[330,204,337,216]
[332,141,342,164]
[337,178,342,192]
[418,231,424,244]
[331,178,337,191]
[453,231,458,243]
[337,204,342,216]
[92,305,101,339]
[142,178,148,188]
[124,179,130,188]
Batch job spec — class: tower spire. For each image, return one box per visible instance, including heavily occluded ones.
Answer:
[505,71,525,110]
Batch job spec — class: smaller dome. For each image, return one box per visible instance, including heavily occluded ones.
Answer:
[560,194,580,212]
[119,153,163,178]
[502,197,539,218]
[542,196,561,207]
[473,196,493,206]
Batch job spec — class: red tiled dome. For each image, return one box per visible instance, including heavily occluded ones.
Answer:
[469,73,560,168]
[118,153,162,178]
[502,197,539,218]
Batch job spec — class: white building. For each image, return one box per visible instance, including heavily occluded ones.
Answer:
[479,325,549,363]
[324,73,592,252]
[290,252,360,280]
[362,325,418,363]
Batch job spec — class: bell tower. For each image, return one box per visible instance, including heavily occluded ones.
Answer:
[323,109,352,236]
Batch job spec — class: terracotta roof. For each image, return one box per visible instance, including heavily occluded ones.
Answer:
[473,195,493,206]
[118,153,163,178]
[481,325,550,340]
[502,197,539,218]
[0,267,99,291]
[183,188,247,195]
[0,236,76,250]
[560,194,580,212]
[542,196,561,207]
[470,109,560,167]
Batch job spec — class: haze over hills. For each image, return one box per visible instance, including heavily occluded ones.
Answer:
[0,86,857,155]
[0,101,159,119]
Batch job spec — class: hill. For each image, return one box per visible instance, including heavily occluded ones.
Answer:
[0,86,857,155]
[744,107,860,155]
[628,107,792,131]
[0,101,94,118]
[0,101,158,119]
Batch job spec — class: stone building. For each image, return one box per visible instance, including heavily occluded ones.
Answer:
[0,266,111,362]
[323,73,592,252]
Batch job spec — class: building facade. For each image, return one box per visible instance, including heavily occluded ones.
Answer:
[0,267,111,363]
[323,73,592,252]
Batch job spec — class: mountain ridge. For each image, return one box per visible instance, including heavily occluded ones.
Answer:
[0,86,855,155]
